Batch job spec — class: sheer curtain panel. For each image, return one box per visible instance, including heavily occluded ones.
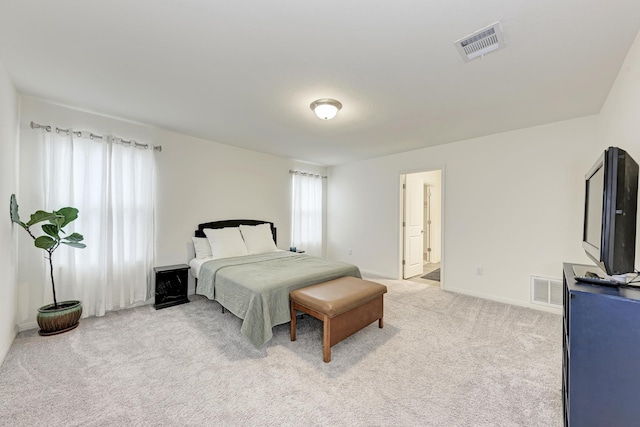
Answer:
[291,173,323,257]
[42,130,155,317]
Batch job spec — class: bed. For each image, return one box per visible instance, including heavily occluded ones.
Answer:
[190,219,362,347]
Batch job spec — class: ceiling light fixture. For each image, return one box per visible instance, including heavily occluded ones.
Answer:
[310,98,342,120]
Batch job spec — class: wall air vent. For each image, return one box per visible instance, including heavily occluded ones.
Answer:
[454,22,504,62]
[530,276,563,307]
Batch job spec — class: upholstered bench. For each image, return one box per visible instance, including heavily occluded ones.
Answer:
[290,276,388,362]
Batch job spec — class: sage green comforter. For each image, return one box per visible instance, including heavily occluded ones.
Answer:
[196,251,361,347]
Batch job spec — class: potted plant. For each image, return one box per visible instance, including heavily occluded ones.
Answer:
[10,194,86,336]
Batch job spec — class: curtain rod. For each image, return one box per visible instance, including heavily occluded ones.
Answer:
[30,121,162,152]
[289,169,327,179]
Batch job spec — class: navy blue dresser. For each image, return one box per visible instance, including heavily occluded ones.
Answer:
[563,263,640,426]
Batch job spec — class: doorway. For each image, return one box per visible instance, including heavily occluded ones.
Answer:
[401,169,442,286]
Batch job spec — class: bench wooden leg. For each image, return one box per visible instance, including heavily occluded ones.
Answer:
[290,300,297,341]
[291,295,384,363]
[323,315,331,363]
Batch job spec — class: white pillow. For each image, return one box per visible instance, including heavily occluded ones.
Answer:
[192,237,213,259]
[239,223,278,254]
[203,227,249,259]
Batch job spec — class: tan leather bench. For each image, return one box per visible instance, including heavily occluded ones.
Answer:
[290,276,388,362]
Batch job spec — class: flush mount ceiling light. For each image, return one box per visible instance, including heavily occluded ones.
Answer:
[310,98,342,120]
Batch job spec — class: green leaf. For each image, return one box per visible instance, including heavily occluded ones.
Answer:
[10,194,20,222]
[27,210,61,227]
[61,241,86,249]
[50,213,65,228]
[62,233,84,242]
[42,224,60,239]
[34,235,56,250]
[9,195,28,229]
[55,207,79,229]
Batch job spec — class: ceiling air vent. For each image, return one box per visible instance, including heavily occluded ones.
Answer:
[454,22,504,62]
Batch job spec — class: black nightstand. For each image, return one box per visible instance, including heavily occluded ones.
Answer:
[154,264,190,310]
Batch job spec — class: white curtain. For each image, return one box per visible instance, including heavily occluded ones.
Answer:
[42,129,155,317]
[291,173,323,257]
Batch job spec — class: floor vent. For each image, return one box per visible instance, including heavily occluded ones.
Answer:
[454,22,504,62]
[531,276,563,307]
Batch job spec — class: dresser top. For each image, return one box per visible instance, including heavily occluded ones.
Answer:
[564,263,640,302]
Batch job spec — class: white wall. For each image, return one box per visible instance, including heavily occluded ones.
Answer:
[599,31,640,168]
[0,60,19,365]
[17,96,325,329]
[598,30,640,270]
[328,116,599,308]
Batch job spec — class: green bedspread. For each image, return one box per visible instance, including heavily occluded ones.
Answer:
[196,251,361,347]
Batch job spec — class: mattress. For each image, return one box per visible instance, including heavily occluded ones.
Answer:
[189,256,214,279]
[196,251,361,347]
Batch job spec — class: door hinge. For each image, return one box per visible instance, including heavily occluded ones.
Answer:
[402,221,406,227]
[402,260,406,265]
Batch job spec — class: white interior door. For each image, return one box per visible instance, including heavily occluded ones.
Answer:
[424,185,432,263]
[403,175,424,278]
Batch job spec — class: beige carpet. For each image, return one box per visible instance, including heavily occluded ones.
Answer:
[0,275,562,426]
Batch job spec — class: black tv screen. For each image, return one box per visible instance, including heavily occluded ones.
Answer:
[582,147,639,275]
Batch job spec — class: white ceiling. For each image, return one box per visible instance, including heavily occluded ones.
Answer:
[1,1,639,166]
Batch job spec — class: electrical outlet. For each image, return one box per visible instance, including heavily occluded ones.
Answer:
[475,267,483,276]
[348,249,352,255]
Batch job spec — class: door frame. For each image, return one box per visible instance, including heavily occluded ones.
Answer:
[398,167,445,289]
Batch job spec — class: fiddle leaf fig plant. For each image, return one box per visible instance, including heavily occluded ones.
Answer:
[10,194,86,308]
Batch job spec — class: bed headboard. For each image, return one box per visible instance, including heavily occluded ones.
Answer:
[195,219,277,245]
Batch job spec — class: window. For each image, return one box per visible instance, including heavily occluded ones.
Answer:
[291,172,323,257]
[42,131,155,316]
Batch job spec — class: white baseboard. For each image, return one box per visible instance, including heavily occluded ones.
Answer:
[360,269,396,279]
[18,322,38,332]
[18,299,157,333]
[444,285,562,315]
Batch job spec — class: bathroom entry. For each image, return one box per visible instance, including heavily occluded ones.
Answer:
[401,170,442,282]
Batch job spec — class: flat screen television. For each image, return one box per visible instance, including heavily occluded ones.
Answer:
[582,146,639,276]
